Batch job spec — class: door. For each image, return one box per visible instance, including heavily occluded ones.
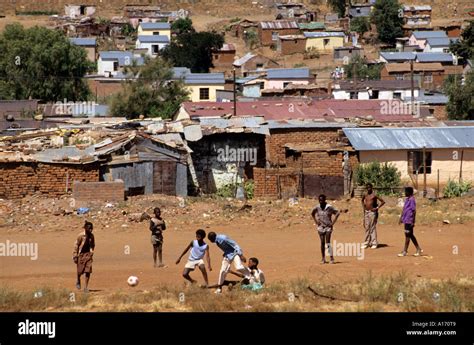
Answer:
[303,175,344,199]
[153,161,177,195]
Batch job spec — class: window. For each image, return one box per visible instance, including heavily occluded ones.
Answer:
[349,92,358,99]
[424,73,433,83]
[283,82,290,88]
[393,92,402,99]
[395,73,404,80]
[256,63,264,69]
[369,90,379,99]
[199,88,210,100]
[259,82,265,90]
[272,31,279,41]
[323,38,330,46]
[443,48,449,53]
[113,61,119,71]
[214,55,219,60]
[152,45,159,54]
[408,151,432,174]
[152,31,160,35]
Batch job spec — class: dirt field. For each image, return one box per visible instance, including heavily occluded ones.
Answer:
[0,194,472,311]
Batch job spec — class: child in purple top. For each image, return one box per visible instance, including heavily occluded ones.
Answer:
[398,187,423,257]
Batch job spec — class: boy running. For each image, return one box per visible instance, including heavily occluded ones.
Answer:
[175,229,212,286]
[73,221,95,293]
[207,232,251,294]
[311,194,341,264]
[398,187,423,257]
[361,183,385,249]
[150,207,166,267]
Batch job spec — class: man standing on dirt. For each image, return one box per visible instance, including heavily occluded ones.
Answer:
[150,207,166,268]
[73,221,95,293]
[361,183,385,249]
[312,194,341,264]
[207,232,251,294]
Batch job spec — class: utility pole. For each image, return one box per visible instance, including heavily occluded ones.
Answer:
[233,68,237,117]
[410,59,415,115]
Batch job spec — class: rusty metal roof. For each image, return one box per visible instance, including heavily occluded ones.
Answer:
[260,20,299,29]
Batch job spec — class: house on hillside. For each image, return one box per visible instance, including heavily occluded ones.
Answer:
[65,4,96,18]
[298,22,325,32]
[258,20,300,46]
[173,68,226,102]
[277,35,307,55]
[332,80,419,100]
[380,62,445,90]
[348,4,372,18]
[343,127,474,189]
[97,51,144,77]
[211,44,236,73]
[69,37,97,63]
[402,5,431,27]
[137,22,171,39]
[379,52,417,63]
[409,31,447,49]
[333,46,363,61]
[266,68,314,89]
[423,37,457,53]
[136,35,170,56]
[233,53,280,77]
[304,32,345,52]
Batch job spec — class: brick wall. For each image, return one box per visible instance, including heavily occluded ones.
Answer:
[87,79,125,99]
[0,162,99,199]
[259,28,301,46]
[73,181,125,202]
[279,38,307,55]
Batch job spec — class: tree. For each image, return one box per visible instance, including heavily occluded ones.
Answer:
[371,0,403,45]
[350,17,370,36]
[171,18,195,35]
[443,71,474,120]
[328,0,346,18]
[0,24,93,102]
[162,29,224,73]
[449,20,474,61]
[346,56,382,80]
[110,57,189,119]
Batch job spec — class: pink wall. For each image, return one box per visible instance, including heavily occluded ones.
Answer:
[265,80,309,89]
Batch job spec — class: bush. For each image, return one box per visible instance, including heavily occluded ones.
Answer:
[304,47,320,59]
[443,180,472,198]
[215,180,254,199]
[354,161,401,194]
[244,180,254,199]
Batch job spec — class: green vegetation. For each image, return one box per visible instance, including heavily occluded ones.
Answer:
[443,71,474,120]
[449,20,474,61]
[109,57,189,119]
[327,0,346,17]
[216,180,254,199]
[0,24,93,102]
[354,161,401,195]
[371,0,404,44]
[443,180,472,198]
[350,17,370,36]
[346,56,382,80]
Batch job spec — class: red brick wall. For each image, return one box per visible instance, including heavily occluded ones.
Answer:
[259,28,301,46]
[279,38,307,55]
[0,162,99,199]
[73,181,125,202]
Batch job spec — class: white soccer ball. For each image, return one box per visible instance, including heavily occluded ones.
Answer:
[127,276,139,287]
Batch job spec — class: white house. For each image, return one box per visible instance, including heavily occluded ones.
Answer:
[423,37,457,53]
[97,51,144,77]
[136,35,170,57]
[332,80,419,100]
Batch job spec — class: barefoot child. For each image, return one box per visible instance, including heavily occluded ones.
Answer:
[175,229,212,286]
[311,194,341,264]
[150,207,166,267]
[398,187,423,257]
[73,221,95,293]
[361,183,385,249]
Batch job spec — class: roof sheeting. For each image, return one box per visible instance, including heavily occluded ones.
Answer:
[267,68,311,79]
[343,127,474,150]
[298,22,325,30]
[139,22,171,30]
[384,62,443,73]
[183,73,225,85]
[137,35,170,43]
[425,37,454,47]
[416,52,453,63]
[233,53,256,67]
[380,52,416,61]
[98,51,144,66]
[412,31,447,39]
[304,31,345,38]
[260,20,299,29]
[69,37,96,46]
[403,5,431,11]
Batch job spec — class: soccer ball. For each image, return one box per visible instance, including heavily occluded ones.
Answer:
[127,276,139,287]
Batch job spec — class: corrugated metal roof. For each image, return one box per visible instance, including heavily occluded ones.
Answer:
[425,37,454,47]
[260,20,299,29]
[183,73,225,85]
[137,35,169,43]
[233,53,256,67]
[172,67,191,78]
[343,127,474,150]
[384,62,443,73]
[139,22,171,30]
[236,75,262,84]
[298,22,325,30]
[267,119,357,129]
[69,37,96,46]
[380,52,416,61]
[412,31,447,39]
[304,31,345,38]
[99,51,145,66]
[416,52,453,62]
[403,5,431,11]
[267,68,311,79]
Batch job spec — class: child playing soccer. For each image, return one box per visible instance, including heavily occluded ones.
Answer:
[398,187,423,257]
[311,194,341,264]
[208,257,265,291]
[73,221,95,293]
[175,229,212,286]
[150,207,166,267]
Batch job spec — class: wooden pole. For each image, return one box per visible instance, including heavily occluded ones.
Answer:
[410,59,415,115]
[459,149,464,182]
[233,68,237,117]
[437,169,440,199]
[423,147,427,197]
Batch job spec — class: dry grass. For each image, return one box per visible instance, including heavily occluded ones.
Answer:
[1,274,472,312]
